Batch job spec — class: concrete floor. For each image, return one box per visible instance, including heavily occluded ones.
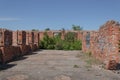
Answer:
[0,50,120,80]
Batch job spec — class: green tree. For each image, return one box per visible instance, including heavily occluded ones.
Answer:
[32,29,39,31]
[45,28,50,31]
[72,25,82,31]
[61,28,65,31]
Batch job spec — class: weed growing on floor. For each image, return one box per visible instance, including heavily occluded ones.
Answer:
[73,65,79,68]
[77,51,103,68]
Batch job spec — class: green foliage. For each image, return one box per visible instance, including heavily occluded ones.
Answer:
[64,32,76,42]
[72,25,83,31]
[45,28,50,31]
[39,32,55,49]
[32,29,39,31]
[39,32,82,50]
[61,28,65,31]
[55,41,63,50]
[73,64,79,68]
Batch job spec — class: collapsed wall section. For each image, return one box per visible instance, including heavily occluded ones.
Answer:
[82,31,91,53]
[95,21,120,69]
[82,20,120,69]
[0,29,13,63]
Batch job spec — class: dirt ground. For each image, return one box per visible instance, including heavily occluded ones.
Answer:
[0,50,120,80]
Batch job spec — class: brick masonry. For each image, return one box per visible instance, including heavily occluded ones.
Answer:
[0,30,40,63]
[0,20,120,70]
[82,20,120,69]
[0,29,12,46]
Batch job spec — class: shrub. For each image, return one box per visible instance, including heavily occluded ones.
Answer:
[63,42,70,50]
[39,32,55,49]
[39,32,82,50]
[73,64,79,68]
[64,32,76,42]
[55,42,63,50]
[47,44,54,49]
[71,40,82,50]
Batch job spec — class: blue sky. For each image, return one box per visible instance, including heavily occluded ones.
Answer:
[0,0,120,30]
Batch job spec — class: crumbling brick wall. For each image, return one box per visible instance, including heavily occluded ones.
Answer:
[26,31,39,51]
[89,31,98,57]
[12,30,29,56]
[82,20,120,69]
[94,21,120,69]
[39,31,44,41]
[0,20,120,70]
[0,29,12,46]
[32,31,39,50]
[82,31,91,53]
[12,31,26,46]
[0,29,13,63]
[39,30,83,41]
[77,31,83,41]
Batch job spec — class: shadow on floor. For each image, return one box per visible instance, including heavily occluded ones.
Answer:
[12,56,28,61]
[26,49,44,55]
[0,64,17,71]
[0,50,42,71]
[36,49,44,51]
[116,63,120,70]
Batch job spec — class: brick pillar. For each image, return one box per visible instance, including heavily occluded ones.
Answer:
[0,29,13,63]
[82,31,91,53]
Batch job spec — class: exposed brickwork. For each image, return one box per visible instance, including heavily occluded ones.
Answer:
[39,31,44,41]
[96,21,120,69]
[82,20,120,69]
[82,31,91,53]
[39,30,83,41]
[33,31,39,47]
[0,46,14,63]
[0,30,40,63]
[0,20,120,70]
[0,29,12,46]
[12,31,26,46]
[19,45,31,55]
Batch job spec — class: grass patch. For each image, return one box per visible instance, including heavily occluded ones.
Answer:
[76,53,82,58]
[77,51,103,68]
[85,52,102,66]
[73,65,79,68]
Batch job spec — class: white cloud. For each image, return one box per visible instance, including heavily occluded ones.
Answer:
[0,18,20,21]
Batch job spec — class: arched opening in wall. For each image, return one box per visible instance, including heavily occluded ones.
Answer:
[53,32,61,37]
[0,32,3,46]
[86,32,90,49]
[0,50,4,64]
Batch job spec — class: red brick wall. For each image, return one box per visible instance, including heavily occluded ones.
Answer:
[39,32,44,41]
[0,29,12,46]
[0,46,14,63]
[77,31,83,41]
[0,20,120,69]
[12,31,17,46]
[33,32,39,44]
[61,31,65,40]
[12,31,26,45]
[26,31,34,44]
[17,31,26,45]
[94,21,120,69]
[82,31,91,53]
[39,30,83,41]
[82,20,120,69]
[33,31,39,50]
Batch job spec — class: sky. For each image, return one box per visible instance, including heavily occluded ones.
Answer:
[0,0,120,31]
